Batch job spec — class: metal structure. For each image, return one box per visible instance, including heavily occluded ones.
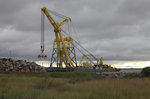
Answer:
[50,36,77,68]
[41,7,77,68]
[40,7,120,71]
[79,54,92,67]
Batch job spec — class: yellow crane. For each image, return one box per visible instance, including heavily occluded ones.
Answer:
[40,7,119,72]
[41,7,75,67]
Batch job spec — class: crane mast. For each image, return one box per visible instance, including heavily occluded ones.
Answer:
[41,7,74,67]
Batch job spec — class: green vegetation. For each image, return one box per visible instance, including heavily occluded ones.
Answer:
[141,67,150,77]
[0,72,150,99]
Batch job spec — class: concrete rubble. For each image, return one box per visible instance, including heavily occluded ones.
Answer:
[0,58,46,72]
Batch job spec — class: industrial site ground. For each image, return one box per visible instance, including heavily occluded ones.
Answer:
[0,72,150,99]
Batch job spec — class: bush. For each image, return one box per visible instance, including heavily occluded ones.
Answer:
[141,67,150,77]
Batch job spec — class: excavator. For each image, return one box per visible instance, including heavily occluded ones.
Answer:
[39,7,120,72]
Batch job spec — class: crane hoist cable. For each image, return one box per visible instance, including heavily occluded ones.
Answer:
[70,22,80,44]
[41,11,44,53]
[38,11,47,59]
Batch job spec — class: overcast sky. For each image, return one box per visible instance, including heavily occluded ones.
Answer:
[1,0,150,62]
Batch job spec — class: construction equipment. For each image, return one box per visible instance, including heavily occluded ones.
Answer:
[41,7,77,68]
[40,7,120,72]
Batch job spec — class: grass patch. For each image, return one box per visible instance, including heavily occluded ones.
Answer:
[0,72,150,99]
[0,71,98,82]
[49,71,96,78]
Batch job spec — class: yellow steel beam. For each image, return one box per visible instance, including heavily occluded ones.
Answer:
[79,54,92,66]
[59,18,71,27]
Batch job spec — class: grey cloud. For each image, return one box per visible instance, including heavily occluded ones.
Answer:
[1,0,150,62]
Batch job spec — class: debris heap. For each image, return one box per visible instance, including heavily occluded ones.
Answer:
[0,58,46,72]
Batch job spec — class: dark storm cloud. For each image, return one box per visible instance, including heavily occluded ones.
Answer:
[1,0,150,61]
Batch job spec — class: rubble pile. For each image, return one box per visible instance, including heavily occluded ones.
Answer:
[0,58,46,72]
